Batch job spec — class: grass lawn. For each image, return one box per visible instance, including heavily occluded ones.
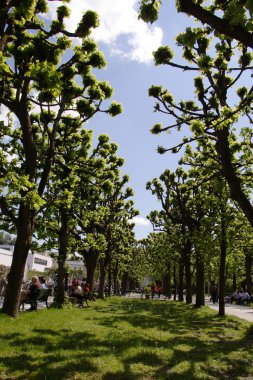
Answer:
[0,297,252,380]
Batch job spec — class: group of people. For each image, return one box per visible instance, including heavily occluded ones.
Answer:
[69,278,95,307]
[151,283,162,299]
[230,290,251,305]
[211,282,251,305]
[1,275,97,311]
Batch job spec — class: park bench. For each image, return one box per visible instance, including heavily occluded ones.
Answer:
[20,288,51,311]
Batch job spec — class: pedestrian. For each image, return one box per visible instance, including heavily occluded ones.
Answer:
[210,281,218,304]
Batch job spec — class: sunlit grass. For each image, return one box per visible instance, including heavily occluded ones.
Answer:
[0,297,252,379]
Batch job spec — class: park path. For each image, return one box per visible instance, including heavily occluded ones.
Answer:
[126,293,253,322]
[206,298,253,322]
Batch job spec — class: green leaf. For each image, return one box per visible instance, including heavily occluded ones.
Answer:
[75,11,100,37]
[107,102,123,117]
[138,0,161,23]
[153,46,174,65]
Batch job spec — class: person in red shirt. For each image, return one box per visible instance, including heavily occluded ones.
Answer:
[156,284,162,298]
[81,279,96,304]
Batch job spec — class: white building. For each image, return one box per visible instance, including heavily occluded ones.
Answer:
[66,257,85,273]
[26,251,54,273]
[0,245,85,278]
[0,245,54,276]
[0,247,13,267]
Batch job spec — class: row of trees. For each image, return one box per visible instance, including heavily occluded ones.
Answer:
[136,0,253,315]
[2,0,253,318]
[146,166,253,316]
[0,0,137,317]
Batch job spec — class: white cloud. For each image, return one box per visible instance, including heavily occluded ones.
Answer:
[0,104,10,120]
[48,0,163,64]
[131,216,151,227]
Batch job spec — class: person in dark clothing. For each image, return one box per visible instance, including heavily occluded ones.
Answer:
[210,281,218,304]
[151,284,156,300]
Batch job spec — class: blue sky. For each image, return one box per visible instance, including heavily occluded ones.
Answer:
[48,0,197,239]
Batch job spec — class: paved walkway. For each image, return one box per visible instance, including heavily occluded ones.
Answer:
[126,293,253,322]
[206,299,253,322]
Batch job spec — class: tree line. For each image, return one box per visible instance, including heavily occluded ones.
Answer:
[1,0,253,318]
[0,0,138,317]
[136,0,253,316]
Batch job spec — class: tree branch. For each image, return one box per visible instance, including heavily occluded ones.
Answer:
[178,0,253,48]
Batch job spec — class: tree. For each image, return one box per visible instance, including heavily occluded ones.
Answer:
[36,133,133,305]
[0,1,122,317]
[104,217,136,297]
[147,168,204,304]
[124,239,155,292]
[139,0,253,48]
[140,3,253,232]
[72,161,138,297]
[146,154,243,311]
[136,233,175,297]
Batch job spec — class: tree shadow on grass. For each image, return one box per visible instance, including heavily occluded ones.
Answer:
[0,329,98,379]
[94,299,253,379]
[94,299,240,338]
[0,299,252,379]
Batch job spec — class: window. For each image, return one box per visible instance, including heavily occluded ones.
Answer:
[34,257,47,266]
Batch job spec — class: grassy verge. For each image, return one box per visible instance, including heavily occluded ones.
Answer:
[0,297,252,379]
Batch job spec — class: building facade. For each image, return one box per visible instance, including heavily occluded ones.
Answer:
[0,245,86,279]
[0,245,54,276]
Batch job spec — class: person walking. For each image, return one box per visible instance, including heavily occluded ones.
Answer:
[210,281,218,304]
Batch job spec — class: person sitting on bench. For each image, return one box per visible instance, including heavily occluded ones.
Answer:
[70,283,88,307]
[20,276,42,311]
[82,280,95,303]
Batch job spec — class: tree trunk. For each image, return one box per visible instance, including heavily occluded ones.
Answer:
[98,258,107,298]
[173,261,177,300]
[163,262,171,299]
[218,207,227,317]
[232,273,237,292]
[54,209,68,306]
[245,251,253,295]
[108,259,112,296]
[83,250,99,292]
[2,204,34,317]
[195,250,205,307]
[121,272,130,295]
[113,262,120,295]
[184,240,192,304]
[216,128,253,229]
[178,257,184,302]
